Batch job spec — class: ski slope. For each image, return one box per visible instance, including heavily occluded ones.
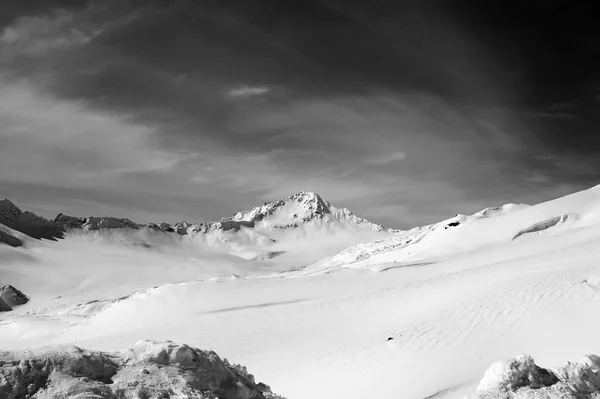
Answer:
[2,185,600,398]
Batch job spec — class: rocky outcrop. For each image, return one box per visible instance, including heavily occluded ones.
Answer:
[54,213,88,229]
[211,219,256,232]
[0,198,64,241]
[513,214,575,240]
[0,297,11,312]
[0,228,23,247]
[55,214,140,230]
[0,341,286,399]
[474,354,600,398]
[0,285,28,307]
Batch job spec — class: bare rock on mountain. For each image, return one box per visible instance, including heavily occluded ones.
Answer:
[0,229,23,248]
[55,214,140,230]
[0,198,64,241]
[513,214,576,240]
[0,340,286,399]
[0,297,11,312]
[0,285,28,307]
[54,213,88,229]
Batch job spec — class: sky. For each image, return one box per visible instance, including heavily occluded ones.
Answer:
[1,0,599,229]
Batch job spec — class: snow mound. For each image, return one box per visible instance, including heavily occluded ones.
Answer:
[474,203,530,218]
[474,354,600,398]
[0,198,64,241]
[0,340,286,399]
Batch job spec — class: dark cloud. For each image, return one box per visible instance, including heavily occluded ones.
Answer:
[1,0,599,228]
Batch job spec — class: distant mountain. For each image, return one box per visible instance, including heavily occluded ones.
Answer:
[52,191,394,235]
[230,191,390,231]
[0,198,64,246]
[0,192,399,265]
[0,192,394,256]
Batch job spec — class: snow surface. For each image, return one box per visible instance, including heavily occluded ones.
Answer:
[2,186,600,398]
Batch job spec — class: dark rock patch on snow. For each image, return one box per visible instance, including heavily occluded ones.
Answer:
[0,285,28,307]
[0,297,11,312]
[249,251,286,260]
[513,214,575,240]
[0,229,22,247]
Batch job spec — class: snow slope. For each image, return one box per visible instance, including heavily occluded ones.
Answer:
[2,185,600,399]
[304,186,600,273]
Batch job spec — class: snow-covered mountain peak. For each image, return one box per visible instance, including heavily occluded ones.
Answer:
[231,191,331,224]
[228,191,390,232]
[284,191,330,209]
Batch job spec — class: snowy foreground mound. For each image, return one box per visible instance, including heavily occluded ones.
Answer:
[474,354,600,398]
[0,340,285,399]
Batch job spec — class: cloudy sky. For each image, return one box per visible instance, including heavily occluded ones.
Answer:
[1,0,599,228]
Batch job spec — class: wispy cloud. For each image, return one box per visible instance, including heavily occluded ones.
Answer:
[226,85,270,98]
[527,111,576,119]
[0,1,598,229]
[364,152,407,165]
[0,79,192,183]
[0,11,97,57]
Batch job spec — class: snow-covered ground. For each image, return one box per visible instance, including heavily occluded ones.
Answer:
[3,186,600,398]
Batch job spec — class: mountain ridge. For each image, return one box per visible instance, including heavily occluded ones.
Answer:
[0,191,394,245]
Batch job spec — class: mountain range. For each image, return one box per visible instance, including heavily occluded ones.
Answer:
[3,186,599,273]
[0,191,397,264]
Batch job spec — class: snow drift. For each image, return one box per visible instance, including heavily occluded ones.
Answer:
[0,340,285,399]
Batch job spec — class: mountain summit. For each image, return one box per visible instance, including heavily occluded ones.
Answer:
[229,191,390,232]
